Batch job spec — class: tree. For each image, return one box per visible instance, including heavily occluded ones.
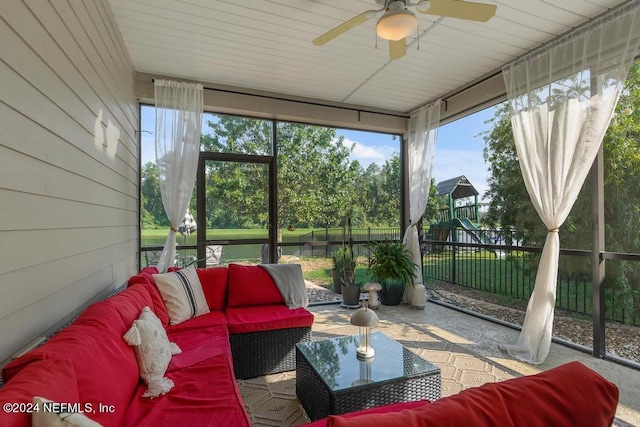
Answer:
[141,114,405,231]
[482,103,544,245]
[201,117,271,229]
[140,162,168,228]
[424,178,446,225]
[277,122,357,228]
[359,154,401,226]
[482,62,640,316]
[200,117,359,229]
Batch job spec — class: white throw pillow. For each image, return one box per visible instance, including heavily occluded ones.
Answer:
[123,307,182,398]
[153,266,210,325]
[32,396,103,427]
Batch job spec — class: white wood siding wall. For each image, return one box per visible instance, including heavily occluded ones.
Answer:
[0,0,138,364]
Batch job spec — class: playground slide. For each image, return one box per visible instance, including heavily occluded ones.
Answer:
[452,218,505,258]
[452,218,494,246]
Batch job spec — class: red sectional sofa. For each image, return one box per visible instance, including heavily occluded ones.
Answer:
[0,264,313,427]
[0,263,620,427]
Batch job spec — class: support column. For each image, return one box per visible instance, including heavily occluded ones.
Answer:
[591,145,606,358]
[401,135,409,233]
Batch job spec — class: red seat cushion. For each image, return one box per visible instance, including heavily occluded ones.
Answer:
[196,267,229,311]
[226,264,284,307]
[123,354,251,427]
[325,362,618,427]
[225,305,314,334]
[167,323,231,372]
[165,310,227,334]
[0,359,80,427]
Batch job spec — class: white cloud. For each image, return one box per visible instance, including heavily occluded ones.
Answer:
[338,137,399,167]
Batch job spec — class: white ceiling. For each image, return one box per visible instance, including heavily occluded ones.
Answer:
[107,0,627,114]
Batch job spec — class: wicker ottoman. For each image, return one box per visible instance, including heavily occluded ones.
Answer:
[231,326,312,380]
[296,332,441,421]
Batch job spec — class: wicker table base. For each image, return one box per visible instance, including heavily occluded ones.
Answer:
[296,332,441,421]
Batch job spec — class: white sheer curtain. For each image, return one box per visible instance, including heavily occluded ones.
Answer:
[154,80,203,273]
[403,100,441,306]
[501,3,640,364]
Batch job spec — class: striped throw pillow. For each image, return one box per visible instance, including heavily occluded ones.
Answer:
[153,267,210,325]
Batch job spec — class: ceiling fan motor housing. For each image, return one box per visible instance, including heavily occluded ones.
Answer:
[377,0,408,9]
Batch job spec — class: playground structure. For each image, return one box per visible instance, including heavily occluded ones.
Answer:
[429,176,498,254]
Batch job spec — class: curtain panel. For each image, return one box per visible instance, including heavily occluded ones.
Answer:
[501,2,640,364]
[403,100,441,305]
[154,79,203,273]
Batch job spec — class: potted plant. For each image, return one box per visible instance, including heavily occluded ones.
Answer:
[366,241,417,306]
[336,218,360,306]
[331,247,355,294]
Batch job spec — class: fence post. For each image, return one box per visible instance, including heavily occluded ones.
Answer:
[325,227,329,258]
[451,227,457,283]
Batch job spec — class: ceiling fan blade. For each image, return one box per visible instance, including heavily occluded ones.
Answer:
[389,39,406,60]
[313,10,377,45]
[417,0,497,22]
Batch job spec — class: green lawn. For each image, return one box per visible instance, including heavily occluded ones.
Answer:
[424,252,593,315]
[141,227,329,245]
[304,265,372,289]
[141,227,341,267]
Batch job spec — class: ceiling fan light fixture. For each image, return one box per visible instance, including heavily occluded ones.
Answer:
[376,9,418,41]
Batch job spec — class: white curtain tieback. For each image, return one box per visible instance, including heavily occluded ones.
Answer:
[548,228,559,233]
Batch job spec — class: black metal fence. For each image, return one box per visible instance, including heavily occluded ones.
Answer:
[423,227,640,327]
[296,227,401,258]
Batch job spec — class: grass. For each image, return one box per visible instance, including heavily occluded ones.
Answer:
[424,251,593,316]
[142,227,333,243]
[304,265,372,287]
[141,228,329,266]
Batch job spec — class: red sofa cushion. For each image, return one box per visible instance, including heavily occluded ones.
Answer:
[123,354,251,427]
[326,362,618,427]
[303,401,429,427]
[107,283,157,327]
[128,266,159,287]
[225,305,314,334]
[167,323,230,372]
[196,267,229,311]
[128,267,170,326]
[165,310,229,370]
[2,301,140,427]
[226,264,284,307]
[0,359,80,427]
[165,310,227,334]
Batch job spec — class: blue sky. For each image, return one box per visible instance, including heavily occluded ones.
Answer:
[432,106,496,200]
[340,106,496,200]
[141,105,497,199]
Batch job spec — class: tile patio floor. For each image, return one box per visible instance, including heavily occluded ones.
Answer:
[240,301,640,426]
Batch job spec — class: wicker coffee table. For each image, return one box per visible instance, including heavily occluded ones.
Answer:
[296,332,441,421]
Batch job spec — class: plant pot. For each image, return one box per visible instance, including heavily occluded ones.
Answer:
[379,281,404,306]
[332,269,355,295]
[341,285,361,306]
[331,269,342,294]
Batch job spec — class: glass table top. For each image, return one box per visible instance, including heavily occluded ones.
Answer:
[296,332,440,391]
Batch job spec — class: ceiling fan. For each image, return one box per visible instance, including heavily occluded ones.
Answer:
[313,0,497,60]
